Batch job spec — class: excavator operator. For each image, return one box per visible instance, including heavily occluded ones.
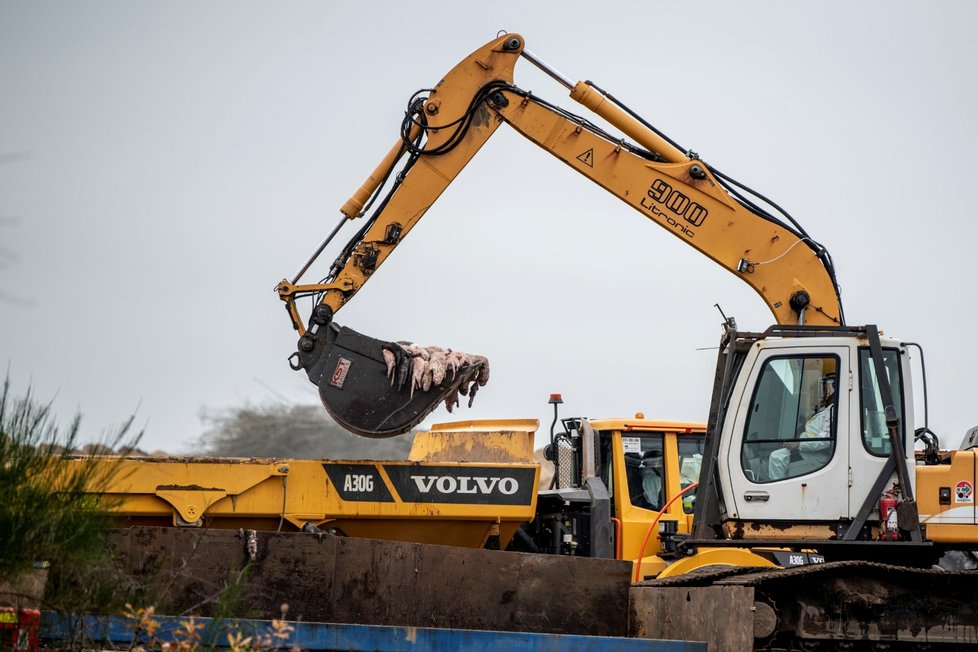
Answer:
[768,374,836,480]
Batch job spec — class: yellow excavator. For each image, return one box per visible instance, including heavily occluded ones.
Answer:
[272,33,978,647]
[275,32,844,438]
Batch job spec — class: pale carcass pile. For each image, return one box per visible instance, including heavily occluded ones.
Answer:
[382,342,490,412]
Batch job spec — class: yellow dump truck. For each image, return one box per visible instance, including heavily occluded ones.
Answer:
[76,416,705,569]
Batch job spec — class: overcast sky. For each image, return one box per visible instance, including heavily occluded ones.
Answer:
[2,2,976,453]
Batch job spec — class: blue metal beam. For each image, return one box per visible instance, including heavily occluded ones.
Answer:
[41,613,705,651]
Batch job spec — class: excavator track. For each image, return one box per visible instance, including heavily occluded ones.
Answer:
[638,560,978,650]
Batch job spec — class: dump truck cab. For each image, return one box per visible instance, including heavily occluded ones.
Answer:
[511,416,706,576]
[599,418,705,573]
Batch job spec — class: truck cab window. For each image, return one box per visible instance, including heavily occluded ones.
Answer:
[678,435,705,513]
[623,434,665,511]
[742,355,839,483]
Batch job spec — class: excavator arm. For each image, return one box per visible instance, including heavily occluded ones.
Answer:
[277,33,845,437]
[276,36,523,334]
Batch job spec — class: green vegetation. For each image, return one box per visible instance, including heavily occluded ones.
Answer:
[0,374,140,615]
[0,378,321,649]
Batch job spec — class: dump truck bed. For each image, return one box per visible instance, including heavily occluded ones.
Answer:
[76,420,541,548]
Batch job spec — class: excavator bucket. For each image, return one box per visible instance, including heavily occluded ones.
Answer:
[293,323,485,438]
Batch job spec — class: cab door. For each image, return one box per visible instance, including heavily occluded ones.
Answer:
[722,345,851,524]
[848,346,914,517]
[609,431,667,562]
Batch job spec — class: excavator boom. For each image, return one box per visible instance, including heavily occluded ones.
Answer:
[277,33,845,437]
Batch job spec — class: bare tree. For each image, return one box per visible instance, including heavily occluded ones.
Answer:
[195,402,414,460]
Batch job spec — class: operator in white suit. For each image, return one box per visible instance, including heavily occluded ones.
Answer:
[768,378,834,480]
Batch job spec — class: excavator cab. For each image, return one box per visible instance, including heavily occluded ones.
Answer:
[291,319,486,438]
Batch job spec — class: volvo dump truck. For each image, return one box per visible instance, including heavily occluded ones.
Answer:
[79,414,706,569]
[269,33,978,647]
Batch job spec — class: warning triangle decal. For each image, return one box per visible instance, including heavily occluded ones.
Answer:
[576,148,594,167]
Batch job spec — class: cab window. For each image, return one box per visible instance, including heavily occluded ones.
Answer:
[742,355,838,483]
[678,435,704,514]
[858,348,904,456]
[622,433,665,511]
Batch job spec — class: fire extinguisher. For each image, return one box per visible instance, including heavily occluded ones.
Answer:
[879,490,900,541]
